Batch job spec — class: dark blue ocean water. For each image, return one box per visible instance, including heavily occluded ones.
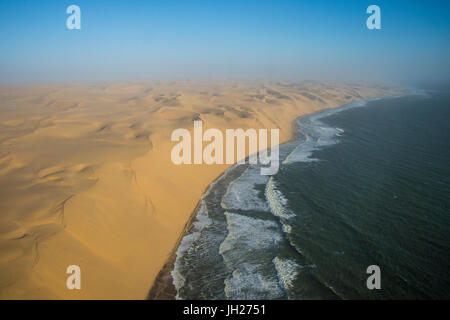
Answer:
[172,92,450,299]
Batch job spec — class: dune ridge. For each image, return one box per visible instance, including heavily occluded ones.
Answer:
[0,80,406,299]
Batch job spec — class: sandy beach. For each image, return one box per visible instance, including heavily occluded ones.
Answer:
[0,80,404,299]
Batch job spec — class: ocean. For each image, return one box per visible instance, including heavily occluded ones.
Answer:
[171,92,450,299]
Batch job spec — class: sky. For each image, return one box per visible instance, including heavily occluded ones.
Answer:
[0,0,449,85]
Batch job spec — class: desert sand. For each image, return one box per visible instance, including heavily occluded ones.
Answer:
[0,80,404,299]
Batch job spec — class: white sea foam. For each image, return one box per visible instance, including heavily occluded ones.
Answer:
[265,177,294,235]
[205,163,237,196]
[282,139,319,164]
[221,166,270,212]
[171,164,240,298]
[219,212,285,299]
[265,177,295,222]
[219,212,282,254]
[283,98,375,165]
[273,257,300,292]
[171,202,212,299]
[224,263,285,299]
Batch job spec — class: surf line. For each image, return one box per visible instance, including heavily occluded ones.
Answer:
[171,120,280,175]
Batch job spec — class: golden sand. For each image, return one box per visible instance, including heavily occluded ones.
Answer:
[0,80,404,299]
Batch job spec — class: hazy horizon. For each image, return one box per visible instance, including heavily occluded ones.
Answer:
[1,0,449,86]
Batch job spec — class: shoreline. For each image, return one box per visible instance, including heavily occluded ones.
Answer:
[147,162,241,299]
[146,106,330,299]
[146,115,303,299]
[147,186,208,299]
[147,93,410,300]
[147,162,242,299]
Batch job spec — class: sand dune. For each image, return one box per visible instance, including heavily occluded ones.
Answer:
[0,80,405,299]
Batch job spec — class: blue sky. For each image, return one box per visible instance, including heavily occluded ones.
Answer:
[0,0,449,84]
